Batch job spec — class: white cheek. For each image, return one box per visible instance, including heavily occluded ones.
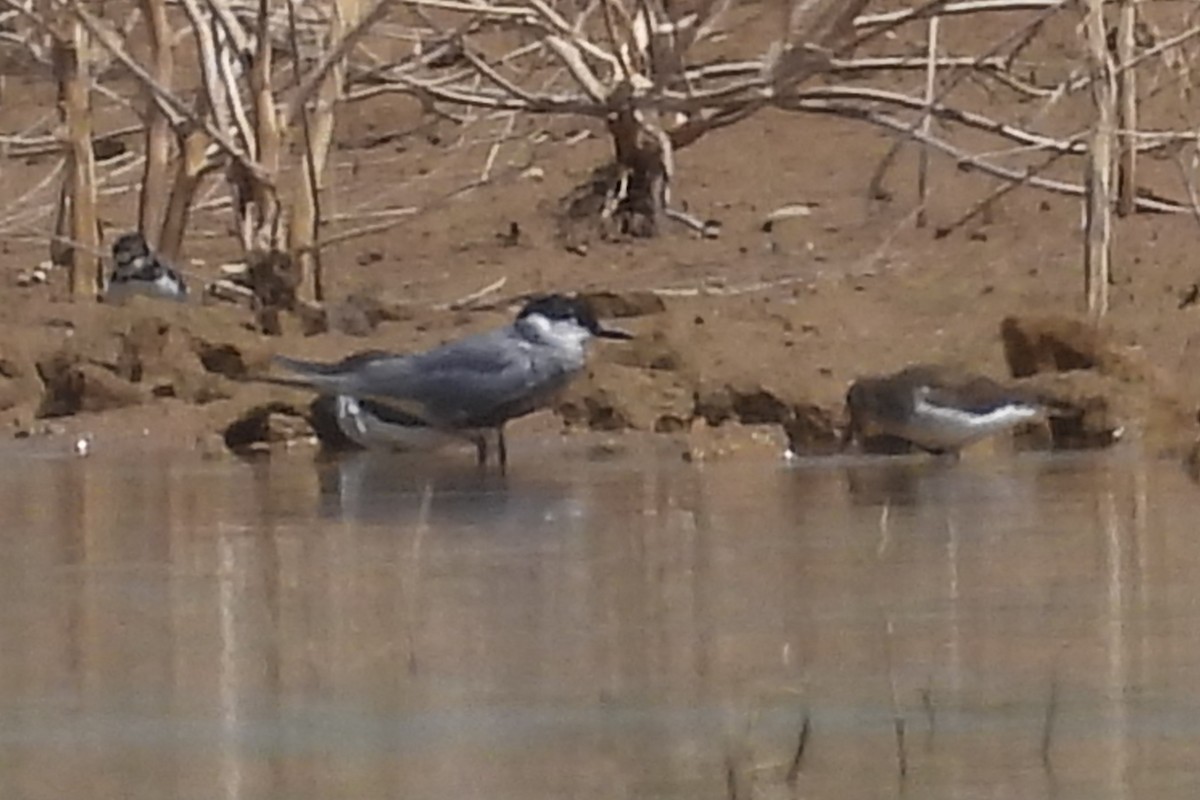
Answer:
[525,314,554,338]
[526,314,589,349]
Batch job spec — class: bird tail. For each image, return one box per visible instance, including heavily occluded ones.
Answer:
[252,374,327,391]
[261,355,353,394]
[273,354,344,376]
[1001,385,1075,418]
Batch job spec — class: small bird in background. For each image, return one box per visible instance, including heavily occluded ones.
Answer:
[103,231,188,304]
[843,364,1048,457]
[269,294,634,468]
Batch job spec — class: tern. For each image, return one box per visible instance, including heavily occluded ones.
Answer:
[270,294,633,467]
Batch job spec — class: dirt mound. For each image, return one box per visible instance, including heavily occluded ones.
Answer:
[1002,314,1198,449]
[222,400,314,454]
[554,297,841,454]
[2,286,1198,462]
[0,300,277,438]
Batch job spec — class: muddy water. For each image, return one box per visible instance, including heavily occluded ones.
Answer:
[0,439,1198,800]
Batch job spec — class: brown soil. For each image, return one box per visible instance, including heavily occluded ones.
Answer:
[3,5,1200,461]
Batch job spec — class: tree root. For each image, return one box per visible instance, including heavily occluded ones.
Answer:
[556,156,719,252]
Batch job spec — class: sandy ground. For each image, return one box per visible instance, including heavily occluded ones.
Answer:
[2,3,1199,461]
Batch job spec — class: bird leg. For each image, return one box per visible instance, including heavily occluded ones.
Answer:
[497,426,508,470]
[474,433,488,466]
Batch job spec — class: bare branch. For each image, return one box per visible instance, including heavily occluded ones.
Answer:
[138,0,174,240]
[202,0,253,55]
[65,3,273,185]
[854,0,1067,30]
[282,0,394,126]
[786,98,1187,214]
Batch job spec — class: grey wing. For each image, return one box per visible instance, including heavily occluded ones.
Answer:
[924,375,1028,414]
[276,349,399,375]
[352,329,550,426]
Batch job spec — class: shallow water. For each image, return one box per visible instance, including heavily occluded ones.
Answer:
[0,438,1198,799]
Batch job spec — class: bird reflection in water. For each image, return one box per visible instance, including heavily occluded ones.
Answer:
[313,449,589,533]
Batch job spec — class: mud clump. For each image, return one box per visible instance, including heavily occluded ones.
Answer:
[222,400,314,454]
[559,364,693,432]
[1184,440,1200,484]
[607,332,689,373]
[696,381,839,455]
[696,382,793,425]
[195,343,248,380]
[323,291,419,337]
[578,290,667,320]
[561,363,839,455]
[1012,371,1127,450]
[111,309,275,403]
[558,303,840,455]
[116,316,228,402]
[0,303,283,442]
[1001,314,1158,383]
[1001,314,1197,449]
[1002,315,1106,375]
[0,349,40,412]
[779,405,843,455]
[36,353,147,417]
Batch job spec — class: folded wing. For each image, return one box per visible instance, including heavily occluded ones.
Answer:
[275,330,574,429]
